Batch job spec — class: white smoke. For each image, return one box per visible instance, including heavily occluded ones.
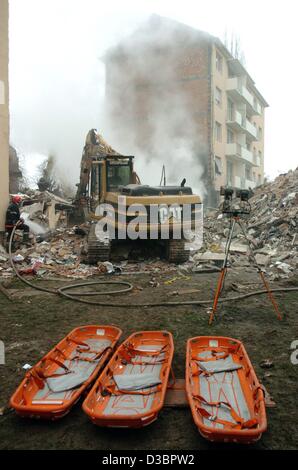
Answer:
[102,17,208,197]
[10,4,207,197]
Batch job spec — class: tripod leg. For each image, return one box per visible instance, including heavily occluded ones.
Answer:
[238,220,283,321]
[258,271,283,321]
[209,267,227,325]
[209,218,236,325]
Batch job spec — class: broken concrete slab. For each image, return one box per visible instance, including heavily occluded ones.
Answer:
[230,242,247,254]
[194,252,225,262]
[255,254,270,266]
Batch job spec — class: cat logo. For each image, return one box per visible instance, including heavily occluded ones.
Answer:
[159,205,182,224]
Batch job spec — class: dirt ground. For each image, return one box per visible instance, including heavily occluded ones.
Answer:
[0,266,297,450]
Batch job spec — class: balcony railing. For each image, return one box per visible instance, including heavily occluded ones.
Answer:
[245,120,258,140]
[227,78,262,116]
[226,143,254,165]
[227,111,258,140]
[253,154,261,167]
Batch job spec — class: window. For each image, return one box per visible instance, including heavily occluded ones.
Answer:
[226,161,233,186]
[245,164,252,181]
[215,87,222,106]
[216,52,223,72]
[215,156,222,176]
[227,129,234,143]
[215,122,222,142]
[107,162,131,190]
[258,127,262,139]
[258,150,262,163]
[253,147,257,164]
[227,99,234,121]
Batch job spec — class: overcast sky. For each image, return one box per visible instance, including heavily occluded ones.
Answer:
[9,0,298,185]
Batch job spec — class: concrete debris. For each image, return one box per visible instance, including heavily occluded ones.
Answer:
[97,261,122,275]
[12,254,25,263]
[169,288,200,296]
[255,254,270,266]
[0,223,179,280]
[194,252,225,263]
[194,167,298,280]
[20,190,73,233]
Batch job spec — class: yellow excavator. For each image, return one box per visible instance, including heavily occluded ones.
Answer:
[74,129,201,264]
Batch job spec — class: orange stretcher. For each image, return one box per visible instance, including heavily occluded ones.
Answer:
[83,330,174,428]
[10,325,122,420]
[186,336,267,444]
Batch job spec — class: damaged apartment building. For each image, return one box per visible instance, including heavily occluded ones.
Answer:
[104,15,268,205]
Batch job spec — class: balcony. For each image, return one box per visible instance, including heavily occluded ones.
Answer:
[253,154,261,167]
[227,111,258,141]
[245,119,258,140]
[226,110,243,132]
[226,143,254,165]
[227,78,261,116]
[254,101,262,115]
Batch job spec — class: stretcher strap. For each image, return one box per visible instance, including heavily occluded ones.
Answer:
[193,345,239,362]
[128,358,165,365]
[192,349,229,362]
[66,336,90,351]
[119,343,168,365]
[25,358,71,391]
[100,382,162,397]
[72,346,112,363]
[36,357,72,380]
[21,344,110,405]
[191,361,214,377]
[54,346,68,360]
[22,359,72,405]
[193,395,258,430]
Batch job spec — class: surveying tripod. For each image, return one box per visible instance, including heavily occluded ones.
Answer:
[209,215,283,325]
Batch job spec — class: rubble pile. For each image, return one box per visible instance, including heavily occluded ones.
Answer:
[0,225,177,280]
[20,190,73,232]
[193,167,298,279]
[0,226,91,279]
[1,168,297,281]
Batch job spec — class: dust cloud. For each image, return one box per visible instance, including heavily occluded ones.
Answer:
[103,17,208,197]
[10,3,207,197]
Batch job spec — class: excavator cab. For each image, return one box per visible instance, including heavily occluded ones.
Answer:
[106,156,134,191]
[89,155,136,205]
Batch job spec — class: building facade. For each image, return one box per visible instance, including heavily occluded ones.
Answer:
[212,41,267,194]
[104,16,268,205]
[0,0,10,235]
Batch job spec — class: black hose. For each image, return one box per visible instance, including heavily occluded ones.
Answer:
[8,223,298,308]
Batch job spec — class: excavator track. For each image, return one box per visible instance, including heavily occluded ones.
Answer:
[166,238,190,264]
[87,224,111,264]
